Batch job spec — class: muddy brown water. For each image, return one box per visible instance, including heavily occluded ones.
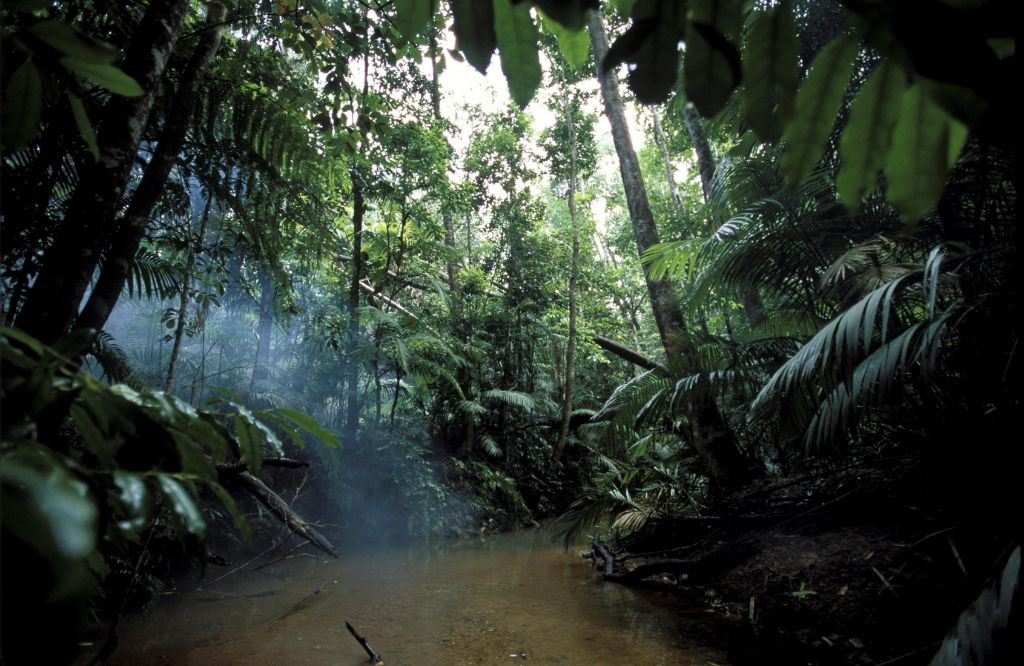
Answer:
[111,530,733,665]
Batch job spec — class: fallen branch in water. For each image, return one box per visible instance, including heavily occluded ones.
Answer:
[346,621,384,665]
[592,538,615,576]
[278,581,327,620]
[232,471,339,557]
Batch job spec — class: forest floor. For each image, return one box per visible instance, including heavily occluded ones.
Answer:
[593,449,1019,665]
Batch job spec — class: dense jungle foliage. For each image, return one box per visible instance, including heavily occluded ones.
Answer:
[1,0,1017,663]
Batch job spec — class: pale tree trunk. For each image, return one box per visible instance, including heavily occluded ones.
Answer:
[650,110,683,218]
[588,13,749,489]
[74,1,228,340]
[554,99,580,465]
[16,0,191,344]
[164,192,213,392]
[249,267,275,393]
[682,101,716,204]
[430,35,474,456]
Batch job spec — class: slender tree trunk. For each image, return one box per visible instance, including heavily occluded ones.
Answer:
[345,177,365,443]
[682,102,717,204]
[430,34,474,455]
[249,267,275,393]
[683,100,766,323]
[651,110,683,218]
[15,0,191,344]
[588,13,749,489]
[72,2,227,345]
[554,99,580,465]
[165,192,213,391]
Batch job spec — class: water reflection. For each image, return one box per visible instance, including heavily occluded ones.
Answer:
[113,530,731,665]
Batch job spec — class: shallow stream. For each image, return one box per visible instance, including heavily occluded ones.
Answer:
[112,530,732,665]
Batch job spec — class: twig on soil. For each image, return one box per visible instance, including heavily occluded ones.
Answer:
[346,621,384,664]
[255,540,310,570]
[872,566,899,595]
[278,581,328,620]
[873,641,941,665]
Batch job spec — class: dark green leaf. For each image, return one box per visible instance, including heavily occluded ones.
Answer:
[1,59,43,152]
[885,84,963,221]
[533,0,594,31]
[493,0,542,108]
[629,0,685,104]
[206,482,251,542]
[541,13,589,68]
[29,20,117,63]
[395,0,432,43]
[742,1,800,141]
[451,0,496,74]
[780,34,858,186]
[0,453,97,559]
[275,407,341,449]
[837,61,905,208]
[685,0,741,116]
[155,474,205,538]
[67,93,100,161]
[234,414,263,472]
[60,58,144,96]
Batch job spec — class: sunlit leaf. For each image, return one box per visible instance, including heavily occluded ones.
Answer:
[60,58,143,96]
[742,1,800,141]
[67,93,100,161]
[837,61,905,208]
[29,20,117,63]
[274,407,341,449]
[780,34,858,186]
[1,60,43,151]
[885,84,960,221]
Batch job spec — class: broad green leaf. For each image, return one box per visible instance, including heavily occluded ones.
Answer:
[493,0,542,108]
[206,482,251,542]
[533,0,592,30]
[947,118,969,167]
[742,1,800,141]
[1,60,43,152]
[29,20,117,63]
[60,58,143,96]
[171,432,216,481]
[395,0,432,43]
[685,0,742,116]
[155,474,205,538]
[70,404,118,463]
[629,0,686,104]
[451,0,496,74]
[1,454,97,559]
[541,14,589,68]
[112,472,149,533]
[275,407,341,449]
[780,34,858,186]
[234,414,263,471]
[837,61,905,208]
[67,93,100,161]
[885,84,960,221]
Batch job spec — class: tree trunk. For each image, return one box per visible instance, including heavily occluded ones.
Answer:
[682,100,766,323]
[430,35,474,456]
[249,267,275,393]
[15,0,192,344]
[72,2,227,345]
[554,99,580,465]
[682,101,717,205]
[345,176,365,444]
[588,13,748,489]
[165,191,213,392]
[651,109,683,218]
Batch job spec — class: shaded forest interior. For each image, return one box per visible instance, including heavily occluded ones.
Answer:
[0,0,1018,664]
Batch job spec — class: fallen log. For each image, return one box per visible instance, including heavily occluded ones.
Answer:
[346,621,384,665]
[592,538,615,577]
[593,336,666,373]
[233,471,339,558]
[604,559,692,584]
